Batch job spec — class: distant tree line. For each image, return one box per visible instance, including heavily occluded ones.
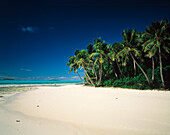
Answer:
[67,19,170,89]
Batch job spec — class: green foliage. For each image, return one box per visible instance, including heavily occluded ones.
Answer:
[111,75,150,90]
[107,65,170,89]
[154,65,170,88]
[102,79,115,87]
[67,18,170,89]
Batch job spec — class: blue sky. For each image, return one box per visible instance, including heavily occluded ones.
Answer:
[0,0,169,80]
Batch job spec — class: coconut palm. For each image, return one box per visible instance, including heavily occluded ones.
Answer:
[87,43,98,83]
[76,49,95,86]
[117,29,151,85]
[108,43,125,78]
[142,19,170,88]
[74,49,90,84]
[91,37,106,86]
[67,56,85,85]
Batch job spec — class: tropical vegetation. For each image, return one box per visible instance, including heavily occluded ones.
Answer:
[67,19,170,89]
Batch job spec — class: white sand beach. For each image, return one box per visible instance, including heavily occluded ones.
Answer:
[0,85,170,135]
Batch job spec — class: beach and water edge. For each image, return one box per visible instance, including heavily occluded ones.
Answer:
[0,82,170,135]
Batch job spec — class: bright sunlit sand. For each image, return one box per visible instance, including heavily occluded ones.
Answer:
[0,85,170,135]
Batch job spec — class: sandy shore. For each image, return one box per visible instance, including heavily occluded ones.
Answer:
[0,85,170,135]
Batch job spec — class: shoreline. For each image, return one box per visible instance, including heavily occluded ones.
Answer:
[1,83,169,91]
[0,83,82,87]
[0,85,170,135]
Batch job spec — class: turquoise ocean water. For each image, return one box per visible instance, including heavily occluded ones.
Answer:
[0,80,82,85]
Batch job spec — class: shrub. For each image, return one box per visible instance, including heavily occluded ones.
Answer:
[112,75,151,89]
[102,79,115,87]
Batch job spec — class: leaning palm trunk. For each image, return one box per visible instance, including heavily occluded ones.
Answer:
[84,74,90,84]
[116,59,124,77]
[82,66,90,84]
[130,52,150,85]
[97,63,102,86]
[92,62,98,83]
[133,60,136,77]
[158,46,165,88]
[76,71,85,85]
[82,63,95,86]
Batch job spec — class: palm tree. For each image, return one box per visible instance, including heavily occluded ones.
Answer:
[67,56,85,85]
[74,50,90,84]
[87,43,98,83]
[108,43,125,78]
[76,49,95,86]
[142,19,170,88]
[117,29,151,85]
[91,37,106,86]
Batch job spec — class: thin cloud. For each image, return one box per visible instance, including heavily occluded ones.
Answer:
[20,68,32,72]
[58,77,66,79]
[71,76,79,79]
[21,26,38,33]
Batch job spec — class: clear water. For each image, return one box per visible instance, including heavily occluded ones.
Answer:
[0,80,82,85]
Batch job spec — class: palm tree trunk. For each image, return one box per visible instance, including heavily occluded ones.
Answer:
[85,74,90,84]
[115,72,118,78]
[116,59,124,77]
[133,60,136,77]
[82,63,95,86]
[158,46,165,88]
[130,52,150,85]
[92,62,98,83]
[152,57,155,82]
[76,72,85,85]
[97,63,102,86]
[111,62,118,78]
[82,66,90,84]
[151,57,155,88]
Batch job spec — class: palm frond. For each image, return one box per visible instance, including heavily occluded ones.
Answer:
[143,40,154,52]
[149,46,157,58]
[142,39,153,51]
[131,48,140,57]
[90,53,100,58]
[130,29,135,42]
